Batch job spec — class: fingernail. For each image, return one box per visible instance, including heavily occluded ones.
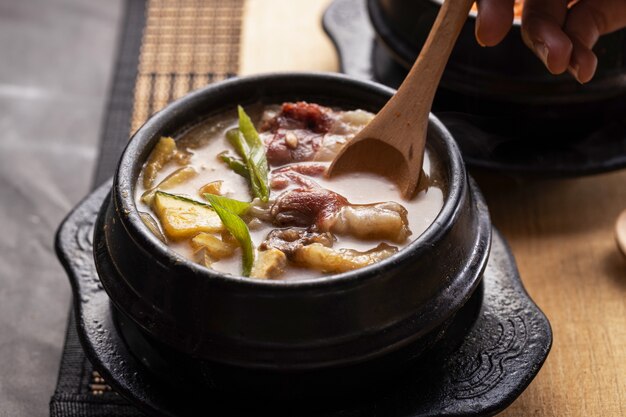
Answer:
[567,64,583,84]
[533,42,549,67]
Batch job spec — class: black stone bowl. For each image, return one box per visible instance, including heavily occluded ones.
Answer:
[369,0,626,105]
[94,73,492,373]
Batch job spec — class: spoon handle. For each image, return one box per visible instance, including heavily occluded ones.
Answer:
[397,0,476,105]
[362,0,474,164]
[327,0,474,199]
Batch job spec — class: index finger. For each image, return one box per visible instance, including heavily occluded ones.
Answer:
[522,0,573,74]
[475,0,515,46]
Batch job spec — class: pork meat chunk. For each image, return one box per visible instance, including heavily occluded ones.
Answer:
[271,189,410,243]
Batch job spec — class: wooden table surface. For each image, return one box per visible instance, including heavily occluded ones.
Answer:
[239,1,626,416]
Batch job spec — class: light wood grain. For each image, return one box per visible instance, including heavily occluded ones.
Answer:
[240,0,338,74]
[476,170,626,417]
[240,1,626,415]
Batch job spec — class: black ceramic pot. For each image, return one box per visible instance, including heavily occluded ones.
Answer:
[94,73,492,372]
[112,284,484,401]
[369,0,626,105]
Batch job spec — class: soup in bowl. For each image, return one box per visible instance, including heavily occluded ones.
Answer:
[135,102,444,280]
[94,73,491,370]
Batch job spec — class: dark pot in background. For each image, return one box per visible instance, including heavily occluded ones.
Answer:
[93,73,492,374]
[369,0,626,105]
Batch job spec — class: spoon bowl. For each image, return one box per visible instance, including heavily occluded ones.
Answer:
[329,138,412,190]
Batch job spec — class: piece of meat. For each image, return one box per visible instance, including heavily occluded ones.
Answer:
[293,243,398,273]
[259,103,377,166]
[260,102,333,133]
[262,129,324,166]
[321,202,411,243]
[260,228,335,258]
[270,189,411,243]
[270,164,326,190]
[271,188,348,228]
[260,102,335,166]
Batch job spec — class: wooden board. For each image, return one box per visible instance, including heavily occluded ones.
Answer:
[240,0,338,74]
[240,1,626,415]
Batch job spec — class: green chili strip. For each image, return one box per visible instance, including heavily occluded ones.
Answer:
[203,194,254,276]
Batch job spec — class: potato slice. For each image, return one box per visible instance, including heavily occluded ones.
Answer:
[293,243,397,273]
[143,137,177,188]
[153,191,223,240]
[141,166,198,206]
[191,233,236,260]
[250,248,287,279]
[199,180,223,197]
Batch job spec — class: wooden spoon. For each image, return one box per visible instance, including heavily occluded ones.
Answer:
[327,0,475,198]
[616,208,626,258]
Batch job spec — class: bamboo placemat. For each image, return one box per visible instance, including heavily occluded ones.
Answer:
[131,0,243,133]
[51,0,244,415]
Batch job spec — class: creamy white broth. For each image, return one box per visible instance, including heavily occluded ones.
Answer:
[135,105,444,280]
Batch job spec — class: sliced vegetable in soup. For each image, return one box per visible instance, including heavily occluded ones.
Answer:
[135,102,444,280]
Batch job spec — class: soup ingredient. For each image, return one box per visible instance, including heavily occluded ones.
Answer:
[262,101,332,133]
[191,232,236,260]
[259,104,377,167]
[326,203,410,243]
[199,180,223,196]
[271,188,410,243]
[139,212,167,243]
[135,103,445,279]
[203,193,250,216]
[219,152,250,179]
[263,129,324,166]
[260,102,331,166]
[143,137,177,188]
[250,248,287,279]
[153,191,223,240]
[271,188,348,228]
[260,227,397,273]
[223,106,270,202]
[270,164,326,190]
[195,249,214,268]
[142,166,198,205]
[293,243,398,273]
[203,194,254,276]
[261,228,335,257]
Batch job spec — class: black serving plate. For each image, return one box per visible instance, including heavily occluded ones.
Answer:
[57,180,552,417]
[323,0,626,176]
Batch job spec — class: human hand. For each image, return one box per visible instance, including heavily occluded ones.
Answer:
[474,0,626,83]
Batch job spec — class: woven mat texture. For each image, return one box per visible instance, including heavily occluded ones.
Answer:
[132,0,243,133]
[51,0,243,414]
